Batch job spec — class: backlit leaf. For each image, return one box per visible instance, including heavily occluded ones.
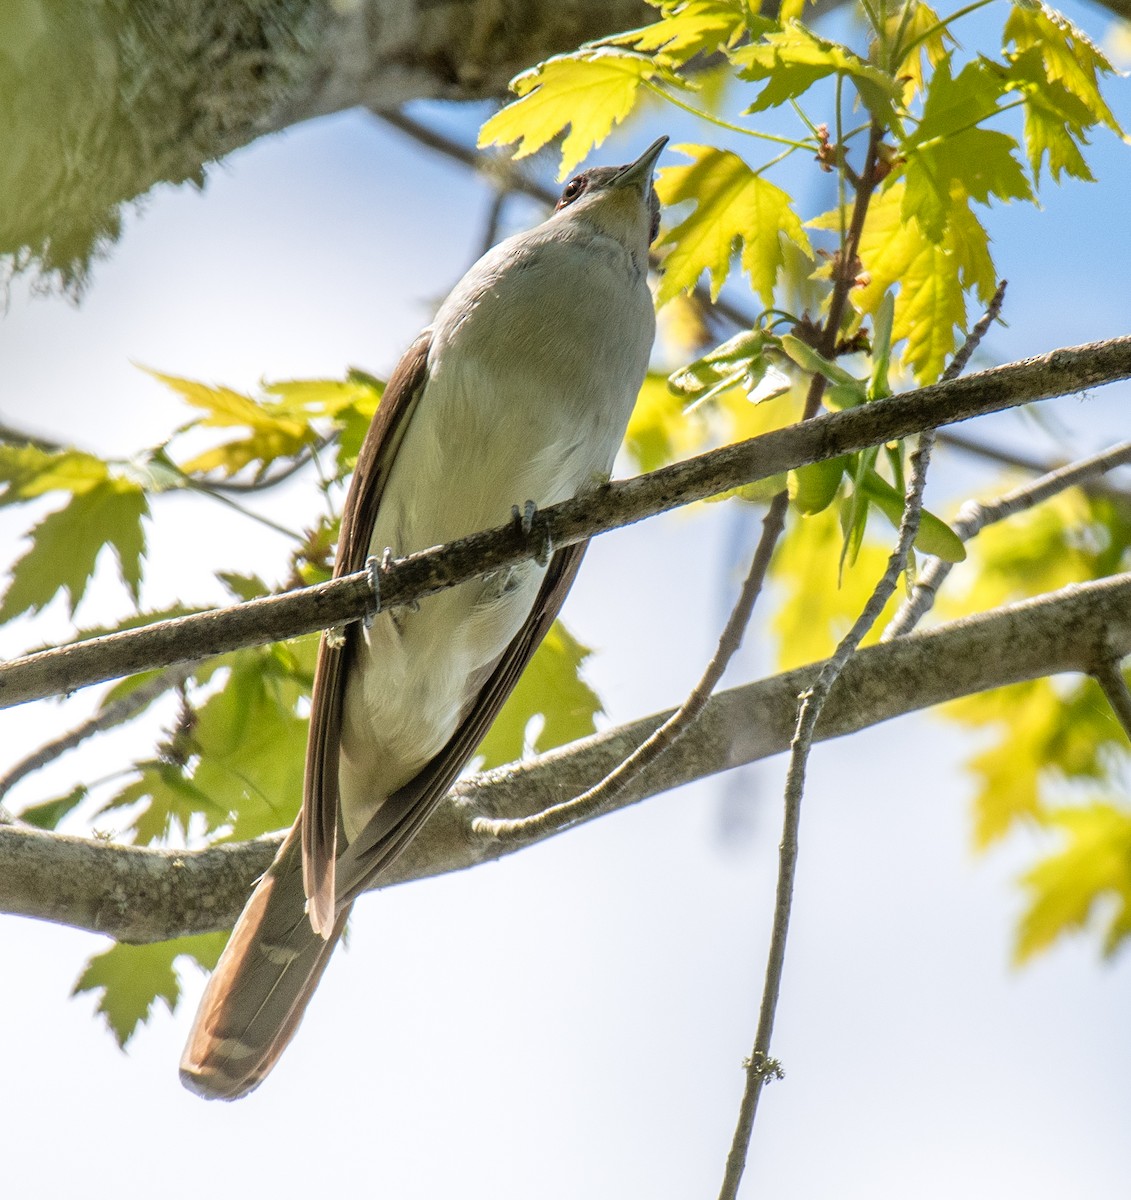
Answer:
[476,622,602,769]
[1003,1,1123,137]
[851,181,995,382]
[859,470,966,561]
[479,48,685,178]
[74,933,228,1047]
[888,2,952,100]
[1004,47,1100,184]
[0,478,148,619]
[903,57,1032,241]
[0,443,108,505]
[656,145,811,305]
[732,22,900,124]
[604,0,767,66]
[1015,803,1131,962]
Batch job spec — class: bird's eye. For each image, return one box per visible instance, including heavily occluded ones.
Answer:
[556,175,588,209]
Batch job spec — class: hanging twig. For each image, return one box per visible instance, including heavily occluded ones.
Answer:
[718,429,936,1199]
[718,280,1007,1197]
[0,663,198,802]
[473,492,789,840]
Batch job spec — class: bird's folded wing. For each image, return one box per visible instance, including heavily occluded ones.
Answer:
[334,540,588,907]
[303,331,431,933]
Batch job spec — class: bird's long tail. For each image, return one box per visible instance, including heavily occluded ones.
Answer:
[179,822,349,1100]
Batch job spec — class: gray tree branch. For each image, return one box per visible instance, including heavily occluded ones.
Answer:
[3,334,1130,712]
[3,571,1130,942]
[2,0,653,287]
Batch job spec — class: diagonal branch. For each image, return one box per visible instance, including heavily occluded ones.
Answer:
[3,571,1131,943]
[3,335,1130,712]
[0,664,198,803]
[474,492,790,840]
[885,438,1131,639]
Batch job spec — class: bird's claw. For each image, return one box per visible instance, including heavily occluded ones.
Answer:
[513,500,553,567]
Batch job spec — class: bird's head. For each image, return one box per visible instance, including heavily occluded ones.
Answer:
[551,136,668,253]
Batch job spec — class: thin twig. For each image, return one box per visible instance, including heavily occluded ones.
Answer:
[200,444,327,494]
[885,437,1131,639]
[719,429,936,1199]
[0,663,197,801]
[182,480,306,541]
[1093,659,1131,743]
[478,189,510,260]
[719,284,1008,1193]
[935,429,1131,501]
[473,492,789,840]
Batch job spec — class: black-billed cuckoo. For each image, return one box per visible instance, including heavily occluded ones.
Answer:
[180,136,667,1099]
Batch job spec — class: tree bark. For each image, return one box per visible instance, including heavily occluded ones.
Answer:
[1,0,651,287]
[3,571,1130,942]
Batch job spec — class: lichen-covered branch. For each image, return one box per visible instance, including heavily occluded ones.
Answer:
[3,571,1129,942]
[2,0,652,287]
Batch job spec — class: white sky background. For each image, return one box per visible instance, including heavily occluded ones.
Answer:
[2,5,1131,1196]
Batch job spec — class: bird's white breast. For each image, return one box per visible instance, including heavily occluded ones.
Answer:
[336,220,655,838]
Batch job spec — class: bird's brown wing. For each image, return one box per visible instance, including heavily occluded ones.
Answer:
[333,540,588,906]
[302,331,431,934]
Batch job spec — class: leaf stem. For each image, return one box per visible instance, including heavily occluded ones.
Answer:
[641,81,814,151]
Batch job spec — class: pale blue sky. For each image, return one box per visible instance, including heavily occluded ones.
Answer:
[1,5,1130,1196]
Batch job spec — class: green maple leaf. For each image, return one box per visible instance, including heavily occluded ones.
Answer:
[604,0,769,66]
[655,144,811,305]
[1004,47,1100,184]
[148,370,315,479]
[0,443,108,505]
[1016,803,1131,963]
[846,181,996,383]
[100,642,315,844]
[0,478,148,620]
[732,22,900,125]
[903,57,1032,241]
[476,621,602,769]
[74,933,228,1047]
[19,785,88,830]
[1003,1,1123,139]
[479,47,686,178]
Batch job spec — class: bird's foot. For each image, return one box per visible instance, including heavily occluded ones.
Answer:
[512,500,553,567]
[362,547,395,628]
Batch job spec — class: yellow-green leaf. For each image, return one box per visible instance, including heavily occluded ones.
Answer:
[604,0,766,66]
[732,22,900,125]
[1003,1,1123,137]
[853,182,993,383]
[74,933,228,1047]
[859,470,966,561]
[769,503,904,670]
[478,48,683,178]
[903,57,1032,241]
[476,621,602,769]
[789,456,846,515]
[0,478,148,619]
[779,333,866,393]
[1015,803,1131,963]
[656,144,811,305]
[887,2,952,100]
[1004,46,1101,184]
[0,443,109,505]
